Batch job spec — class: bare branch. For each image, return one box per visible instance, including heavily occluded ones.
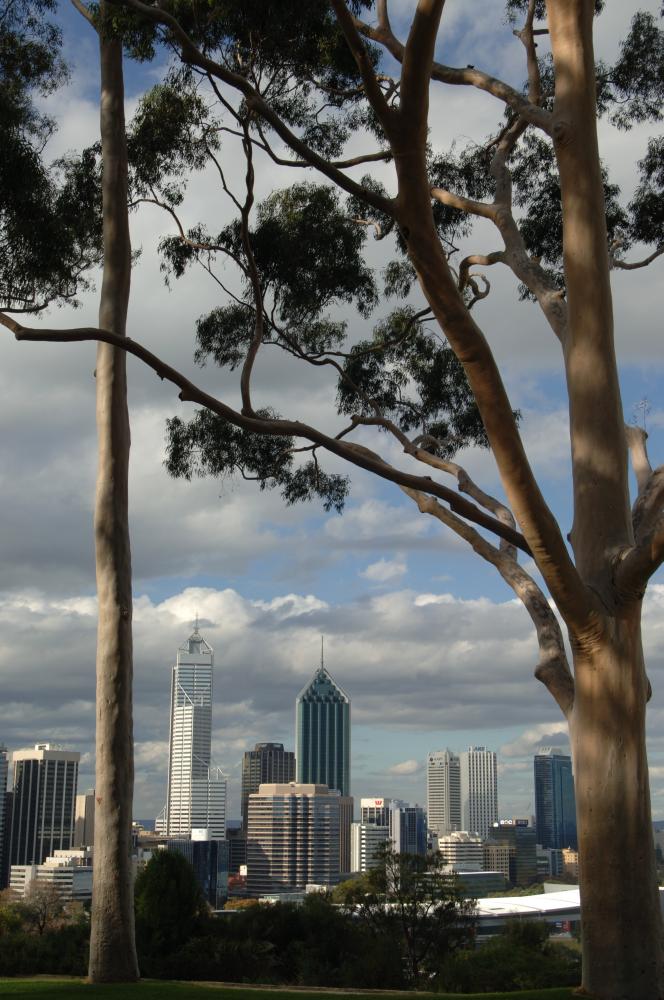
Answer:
[431,187,497,221]
[403,485,574,716]
[0,312,532,554]
[626,425,653,498]
[353,11,552,134]
[70,0,95,25]
[329,0,397,137]
[611,246,664,271]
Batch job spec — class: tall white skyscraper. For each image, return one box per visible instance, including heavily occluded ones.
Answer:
[161,625,227,838]
[427,750,461,837]
[459,746,498,839]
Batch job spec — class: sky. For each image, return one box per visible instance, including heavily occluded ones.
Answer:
[1,0,664,824]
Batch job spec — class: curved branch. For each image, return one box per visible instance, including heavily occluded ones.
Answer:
[111,0,396,218]
[402,485,574,717]
[353,11,552,134]
[431,187,496,221]
[0,312,532,554]
[611,246,664,271]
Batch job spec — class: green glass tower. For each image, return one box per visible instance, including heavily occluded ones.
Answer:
[295,650,350,797]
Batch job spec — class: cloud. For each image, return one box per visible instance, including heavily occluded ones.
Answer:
[387,759,423,776]
[360,557,407,583]
[500,723,570,759]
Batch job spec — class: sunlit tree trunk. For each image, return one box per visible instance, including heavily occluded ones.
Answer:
[87,16,139,983]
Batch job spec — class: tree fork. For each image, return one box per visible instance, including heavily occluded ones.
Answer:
[87,11,139,983]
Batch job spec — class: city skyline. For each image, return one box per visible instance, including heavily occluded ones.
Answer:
[2,2,664,828]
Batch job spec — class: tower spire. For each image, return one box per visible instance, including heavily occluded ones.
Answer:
[321,634,324,670]
[194,612,200,634]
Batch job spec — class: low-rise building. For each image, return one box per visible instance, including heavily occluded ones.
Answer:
[438,831,484,872]
[10,847,93,901]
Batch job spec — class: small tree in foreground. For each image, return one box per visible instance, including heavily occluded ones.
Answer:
[337,847,475,986]
[3,1,664,995]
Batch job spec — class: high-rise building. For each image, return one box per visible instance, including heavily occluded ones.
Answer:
[459,746,498,839]
[161,625,227,838]
[241,743,295,831]
[246,783,340,896]
[0,746,8,888]
[534,747,577,850]
[438,831,484,872]
[73,789,95,848]
[487,821,538,886]
[295,654,350,797]
[9,744,79,866]
[350,822,389,872]
[360,798,426,856]
[164,829,229,908]
[427,750,461,837]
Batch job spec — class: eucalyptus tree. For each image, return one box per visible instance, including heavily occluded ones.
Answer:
[2,1,664,996]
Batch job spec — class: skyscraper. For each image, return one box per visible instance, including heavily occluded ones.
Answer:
[0,746,8,888]
[241,743,295,831]
[360,797,427,856]
[246,783,341,895]
[295,653,350,797]
[427,749,461,837]
[459,746,498,839]
[9,743,79,866]
[534,747,577,850]
[162,624,227,838]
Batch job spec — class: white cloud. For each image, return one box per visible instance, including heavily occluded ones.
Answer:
[360,556,407,583]
[387,759,423,776]
[500,723,570,759]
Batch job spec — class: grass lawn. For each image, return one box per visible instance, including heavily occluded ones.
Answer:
[0,981,576,1000]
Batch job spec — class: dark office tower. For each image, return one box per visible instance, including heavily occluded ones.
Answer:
[0,746,7,888]
[487,821,538,887]
[534,747,578,850]
[296,649,350,797]
[241,743,295,831]
[9,744,79,866]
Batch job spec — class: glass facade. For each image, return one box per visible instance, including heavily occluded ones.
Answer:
[534,749,577,850]
[241,743,295,831]
[296,666,350,797]
[9,745,79,866]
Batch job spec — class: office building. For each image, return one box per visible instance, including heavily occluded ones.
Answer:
[438,831,484,872]
[241,743,295,831]
[0,746,7,888]
[73,789,95,848]
[427,750,461,837]
[487,821,538,887]
[10,847,93,901]
[9,744,79,866]
[164,829,229,908]
[339,795,354,873]
[484,841,512,881]
[459,746,498,839]
[351,822,389,873]
[392,803,427,856]
[360,797,426,856]
[296,654,350,797]
[246,783,340,895]
[534,747,577,850]
[161,624,227,838]
[226,821,247,873]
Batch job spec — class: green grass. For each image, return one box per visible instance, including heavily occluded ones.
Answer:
[0,980,576,1000]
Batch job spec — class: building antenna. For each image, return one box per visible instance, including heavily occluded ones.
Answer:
[321,634,324,670]
[194,612,199,634]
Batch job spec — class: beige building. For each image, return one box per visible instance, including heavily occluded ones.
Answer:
[562,847,580,880]
[483,841,511,881]
[438,830,484,872]
[73,790,95,848]
[246,783,340,896]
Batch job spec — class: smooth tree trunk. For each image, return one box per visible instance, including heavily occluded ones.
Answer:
[88,18,139,983]
[570,614,664,998]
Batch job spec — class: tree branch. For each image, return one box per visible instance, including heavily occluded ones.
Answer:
[402,485,574,716]
[0,312,532,554]
[110,0,396,218]
[611,246,664,271]
[430,187,497,221]
[353,11,552,134]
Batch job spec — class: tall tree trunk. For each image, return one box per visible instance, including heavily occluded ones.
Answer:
[88,18,139,983]
[570,615,664,999]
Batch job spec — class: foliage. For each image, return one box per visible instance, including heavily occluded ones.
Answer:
[0,0,103,312]
[337,847,476,986]
[134,850,208,958]
[440,921,581,993]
